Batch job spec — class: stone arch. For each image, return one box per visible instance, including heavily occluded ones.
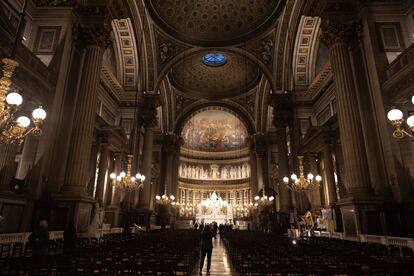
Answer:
[128,0,158,93]
[154,47,277,96]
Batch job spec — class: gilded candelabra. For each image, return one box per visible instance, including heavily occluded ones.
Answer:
[155,194,176,206]
[283,156,322,192]
[110,155,145,190]
[0,0,47,145]
[253,195,275,207]
[387,96,414,141]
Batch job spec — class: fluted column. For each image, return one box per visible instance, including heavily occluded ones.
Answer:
[0,144,17,191]
[95,143,110,205]
[138,123,155,209]
[308,154,322,209]
[276,127,292,213]
[62,23,111,196]
[110,152,122,206]
[321,22,371,196]
[322,143,338,206]
[252,134,266,194]
[163,134,179,196]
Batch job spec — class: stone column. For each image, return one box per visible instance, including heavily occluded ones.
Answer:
[138,122,155,210]
[95,143,110,205]
[62,23,111,196]
[276,127,292,213]
[321,22,372,196]
[252,134,266,195]
[322,143,338,206]
[110,152,122,206]
[0,144,17,191]
[308,154,322,210]
[163,134,179,196]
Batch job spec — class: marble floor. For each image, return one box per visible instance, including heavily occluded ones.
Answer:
[197,235,237,275]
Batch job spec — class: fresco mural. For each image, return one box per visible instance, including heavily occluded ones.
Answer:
[181,110,248,152]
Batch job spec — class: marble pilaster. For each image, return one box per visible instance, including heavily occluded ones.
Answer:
[95,143,110,205]
[0,144,18,191]
[322,143,338,206]
[276,127,292,213]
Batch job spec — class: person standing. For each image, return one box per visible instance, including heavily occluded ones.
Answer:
[212,222,218,239]
[29,220,49,257]
[63,222,77,254]
[199,225,214,274]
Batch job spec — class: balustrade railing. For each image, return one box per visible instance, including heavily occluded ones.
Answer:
[0,227,123,245]
[313,231,414,250]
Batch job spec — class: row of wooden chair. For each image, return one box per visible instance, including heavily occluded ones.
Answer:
[1,230,201,275]
[222,231,414,275]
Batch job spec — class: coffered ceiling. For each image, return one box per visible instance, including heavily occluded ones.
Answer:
[146,0,284,46]
[169,51,261,100]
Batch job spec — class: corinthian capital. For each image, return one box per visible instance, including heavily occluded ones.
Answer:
[320,21,362,48]
[73,23,112,49]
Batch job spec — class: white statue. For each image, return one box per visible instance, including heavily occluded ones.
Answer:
[88,202,104,238]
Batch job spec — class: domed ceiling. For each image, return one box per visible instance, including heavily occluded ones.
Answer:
[170,52,261,100]
[181,108,248,152]
[147,0,284,46]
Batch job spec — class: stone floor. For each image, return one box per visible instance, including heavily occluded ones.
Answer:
[197,235,237,275]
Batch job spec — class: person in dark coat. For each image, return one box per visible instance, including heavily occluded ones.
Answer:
[212,222,218,239]
[29,220,49,257]
[199,225,214,274]
[63,222,77,254]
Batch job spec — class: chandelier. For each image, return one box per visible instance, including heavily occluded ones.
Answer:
[254,194,275,207]
[387,96,414,141]
[283,155,322,192]
[110,155,145,190]
[0,0,47,145]
[155,194,176,206]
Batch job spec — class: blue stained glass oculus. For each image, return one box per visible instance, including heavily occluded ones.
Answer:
[202,53,227,66]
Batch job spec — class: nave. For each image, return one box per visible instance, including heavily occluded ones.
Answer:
[197,235,235,276]
[1,229,413,275]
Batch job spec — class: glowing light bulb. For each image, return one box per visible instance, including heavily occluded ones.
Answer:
[110,172,116,179]
[315,175,322,182]
[120,171,126,178]
[307,173,314,180]
[16,116,30,127]
[254,196,260,201]
[406,115,414,128]
[269,196,274,201]
[6,92,23,106]
[32,106,46,120]
[387,109,403,121]
[283,176,289,183]
[291,174,297,181]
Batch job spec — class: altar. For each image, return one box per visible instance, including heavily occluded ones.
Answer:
[195,191,233,224]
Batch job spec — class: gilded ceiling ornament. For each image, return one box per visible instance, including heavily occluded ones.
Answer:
[320,21,362,48]
[159,43,174,64]
[261,39,274,64]
[72,23,112,49]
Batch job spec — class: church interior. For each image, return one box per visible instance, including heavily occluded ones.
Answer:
[0,0,414,275]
